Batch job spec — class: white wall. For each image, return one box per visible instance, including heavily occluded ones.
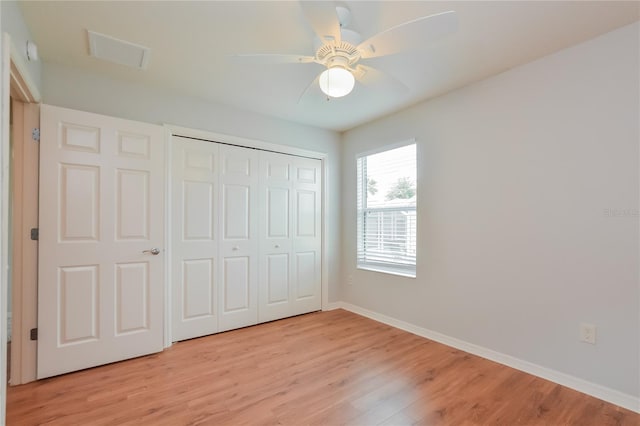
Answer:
[1,1,41,91]
[341,22,639,398]
[41,62,342,303]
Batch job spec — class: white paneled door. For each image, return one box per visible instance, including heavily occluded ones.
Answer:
[290,157,322,315]
[218,144,259,332]
[37,105,165,379]
[171,137,321,342]
[258,152,293,322]
[259,154,322,322]
[171,136,220,341]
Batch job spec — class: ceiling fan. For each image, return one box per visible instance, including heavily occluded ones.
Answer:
[231,2,458,100]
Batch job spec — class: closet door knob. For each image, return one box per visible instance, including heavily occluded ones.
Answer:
[275,244,280,248]
[232,246,239,251]
[142,248,160,255]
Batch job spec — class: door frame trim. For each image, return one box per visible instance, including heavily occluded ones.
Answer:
[9,99,39,386]
[1,32,42,421]
[8,39,41,387]
[163,124,330,346]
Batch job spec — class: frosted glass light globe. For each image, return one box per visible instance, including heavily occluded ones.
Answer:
[319,67,355,98]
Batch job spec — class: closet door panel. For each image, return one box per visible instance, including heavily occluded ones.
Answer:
[171,137,219,341]
[222,257,250,311]
[267,187,290,239]
[291,157,322,316]
[258,153,293,322]
[172,139,321,337]
[266,253,290,304]
[259,152,321,322]
[219,145,259,332]
[182,258,215,319]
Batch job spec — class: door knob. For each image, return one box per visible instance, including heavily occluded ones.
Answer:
[143,248,160,255]
[232,246,239,251]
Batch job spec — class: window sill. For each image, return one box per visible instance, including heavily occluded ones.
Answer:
[357,265,416,278]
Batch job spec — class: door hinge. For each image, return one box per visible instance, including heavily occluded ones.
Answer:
[32,128,40,142]
[30,228,39,241]
[30,328,37,341]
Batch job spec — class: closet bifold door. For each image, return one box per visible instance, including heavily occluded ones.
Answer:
[258,153,321,323]
[172,139,318,340]
[171,137,220,341]
[258,152,294,322]
[218,144,259,332]
[290,156,322,316]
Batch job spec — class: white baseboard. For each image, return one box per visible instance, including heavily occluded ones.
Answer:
[323,302,342,311]
[335,301,639,414]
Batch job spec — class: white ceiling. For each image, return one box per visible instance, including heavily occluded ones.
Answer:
[19,1,640,132]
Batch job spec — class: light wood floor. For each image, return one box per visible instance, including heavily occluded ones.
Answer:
[6,309,638,425]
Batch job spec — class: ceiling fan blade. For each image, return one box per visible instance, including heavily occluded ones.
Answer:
[297,74,322,104]
[357,10,458,59]
[354,64,409,93]
[300,1,341,45]
[230,54,316,65]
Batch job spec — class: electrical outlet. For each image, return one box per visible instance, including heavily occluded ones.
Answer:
[347,274,354,285]
[580,323,596,344]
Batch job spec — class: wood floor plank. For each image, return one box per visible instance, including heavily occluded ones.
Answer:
[6,309,638,425]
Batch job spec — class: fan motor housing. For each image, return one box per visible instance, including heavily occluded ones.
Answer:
[314,28,363,67]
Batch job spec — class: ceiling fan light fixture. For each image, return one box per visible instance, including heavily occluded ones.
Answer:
[319,67,355,98]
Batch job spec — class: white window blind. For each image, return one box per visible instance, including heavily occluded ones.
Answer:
[357,143,417,277]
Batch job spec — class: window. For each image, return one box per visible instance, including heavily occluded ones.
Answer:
[357,143,417,277]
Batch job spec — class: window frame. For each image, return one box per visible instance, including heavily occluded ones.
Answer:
[356,139,417,278]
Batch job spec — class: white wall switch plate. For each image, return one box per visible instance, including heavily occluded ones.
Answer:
[580,323,597,344]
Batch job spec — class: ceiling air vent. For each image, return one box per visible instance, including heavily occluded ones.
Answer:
[87,30,151,70]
